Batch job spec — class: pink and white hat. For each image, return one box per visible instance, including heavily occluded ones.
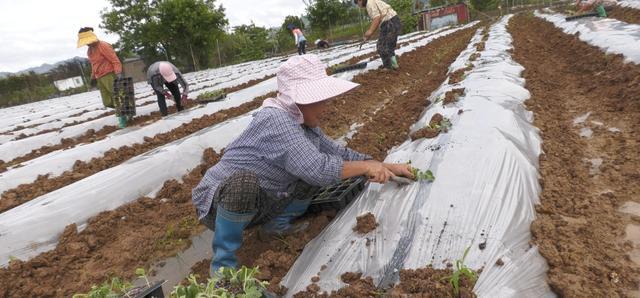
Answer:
[159,62,177,82]
[263,55,359,123]
[278,55,359,105]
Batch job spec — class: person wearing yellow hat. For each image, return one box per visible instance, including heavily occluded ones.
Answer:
[77,27,127,128]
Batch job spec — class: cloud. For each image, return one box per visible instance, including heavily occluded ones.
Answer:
[0,0,307,73]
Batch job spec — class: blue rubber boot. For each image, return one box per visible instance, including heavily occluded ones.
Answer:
[390,56,399,70]
[117,115,127,129]
[261,199,311,237]
[210,207,256,277]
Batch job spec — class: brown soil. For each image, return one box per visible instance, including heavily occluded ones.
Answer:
[0,94,270,214]
[448,66,472,85]
[388,266,476,298]
[410,113,447,141]
[0,25,479,296]
[0,148,221,297]
[353,212,379,234]
[443,88,465,105]
[607,6,640,25]
[346,28,478,160]
[510,15,640,296]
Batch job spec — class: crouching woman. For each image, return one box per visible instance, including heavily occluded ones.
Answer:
[192,55,413,275]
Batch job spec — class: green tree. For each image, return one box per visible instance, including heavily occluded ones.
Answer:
[281,15,305,30]
[101,0,227,71]
[469,0,499,11]
[306,0,350,33]
[231,24,271,62]
[387,0,419,34]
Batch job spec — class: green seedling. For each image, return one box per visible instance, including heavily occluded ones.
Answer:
[136,268,151,288]
[410,167,435,182]
[73,277,133,298]
[197,89,225,100]
[171,266,268,298]
[444,247,478,296]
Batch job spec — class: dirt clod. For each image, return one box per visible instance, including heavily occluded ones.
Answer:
[353,213,378,234]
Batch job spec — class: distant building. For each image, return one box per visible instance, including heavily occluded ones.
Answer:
[53,76,84,91]
[123,57,147,83]
[418,3,470,31]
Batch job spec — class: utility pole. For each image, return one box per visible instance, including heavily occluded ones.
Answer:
[216,39,222,67]
[76,59,89,91]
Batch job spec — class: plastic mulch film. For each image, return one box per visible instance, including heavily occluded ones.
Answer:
[0,25,471,195]
[618,0,640,9]
[536,10,640,64]
[0,25,469,267]
[281,16,554,297]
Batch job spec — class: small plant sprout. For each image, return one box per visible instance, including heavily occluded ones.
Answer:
[73,276,133,298]
[429,117,452,133]
[410,167,436,182]
[445,247,478,296]
[171,266,268,298]
[136,267,150,288]
[197,89,225,100]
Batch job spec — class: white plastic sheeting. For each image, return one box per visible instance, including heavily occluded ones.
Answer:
[535,11,640,64]
[618,0,640,9]
[282,16,554,297]
[0,24,473,266]
[0,28,453,195]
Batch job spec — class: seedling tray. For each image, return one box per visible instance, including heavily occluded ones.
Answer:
[128,280,165,298]
[197,93,227,103]
[113,77,136,117]
[331,62,368,75]
[565,12,599,21]
[309,176,366,211]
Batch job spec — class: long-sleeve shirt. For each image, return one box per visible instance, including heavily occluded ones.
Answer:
[366,0,398,24]
[87,41,122,79]
[192,107,371,219]
[146,61,189,95]
[292,28,306,45]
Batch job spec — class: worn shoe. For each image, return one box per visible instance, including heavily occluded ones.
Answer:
[390,56,399,70]
[210,207,256,276]
[259,199,311,239]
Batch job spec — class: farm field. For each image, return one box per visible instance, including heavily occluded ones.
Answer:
[0,9,639,298]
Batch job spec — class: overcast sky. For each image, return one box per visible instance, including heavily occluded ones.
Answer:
[0,0,307,73]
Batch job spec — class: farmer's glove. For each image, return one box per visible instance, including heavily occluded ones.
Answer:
[163,90,172,99]
[181,94,188,101]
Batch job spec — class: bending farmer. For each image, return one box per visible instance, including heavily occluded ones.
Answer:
[192,55,414,275]
[355,0,402,70]
[77,27,126,127]
[146,61,188,116]
[575,0,616,15]
[288,24,307,55]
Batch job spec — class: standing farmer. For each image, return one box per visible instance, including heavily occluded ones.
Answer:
[146,61,188,116]
[355,0,402,70]
[288,24,307,55]
[77,27,127,128]
[192,55,414,275]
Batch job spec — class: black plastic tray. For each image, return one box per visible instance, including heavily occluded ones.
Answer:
[565,12,599,21]
[309,176,366,211]
[331,62,368,75]
[128,280,165,298]
[197,93,226,103]
[113,77,136,117]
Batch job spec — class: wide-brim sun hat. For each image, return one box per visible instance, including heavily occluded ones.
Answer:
[77,31,98,48]
[278,55,359,105]
[159,62,177,82]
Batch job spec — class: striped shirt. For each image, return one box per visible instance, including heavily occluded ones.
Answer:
[192,107,370,219]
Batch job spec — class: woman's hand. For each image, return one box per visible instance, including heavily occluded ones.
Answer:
[365,160,395,183]
[383,163,415,180]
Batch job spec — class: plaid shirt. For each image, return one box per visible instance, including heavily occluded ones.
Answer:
[192,107,371,219]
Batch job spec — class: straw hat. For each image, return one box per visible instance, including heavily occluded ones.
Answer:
[77,31,98,48]
[278,55,358,105]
